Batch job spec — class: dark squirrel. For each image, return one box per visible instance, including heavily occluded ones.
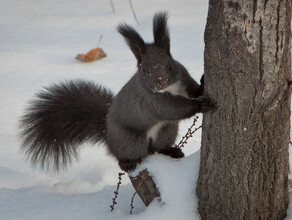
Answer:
[19,12,215,172]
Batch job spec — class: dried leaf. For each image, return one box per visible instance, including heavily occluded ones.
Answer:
[76,48,107,62]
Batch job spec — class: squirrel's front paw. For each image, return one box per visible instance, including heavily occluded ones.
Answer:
[196,96,216,113]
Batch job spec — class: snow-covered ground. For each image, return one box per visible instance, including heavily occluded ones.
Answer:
[0,0,291,219]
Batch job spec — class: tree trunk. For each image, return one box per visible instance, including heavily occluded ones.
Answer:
[196,0,291,219]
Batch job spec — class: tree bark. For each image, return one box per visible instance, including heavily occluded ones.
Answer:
[129,169,160,207]
[196,0,291,219]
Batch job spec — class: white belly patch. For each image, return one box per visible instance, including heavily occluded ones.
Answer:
[159,80,189,98]
[146,122,164,143]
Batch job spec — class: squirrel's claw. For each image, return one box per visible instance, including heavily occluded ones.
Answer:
[196,96,217,113]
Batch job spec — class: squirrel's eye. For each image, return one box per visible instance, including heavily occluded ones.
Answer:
[142,68,146,73]
[168,63,172,70]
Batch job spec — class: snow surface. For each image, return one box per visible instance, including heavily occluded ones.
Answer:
[0,0,291,219]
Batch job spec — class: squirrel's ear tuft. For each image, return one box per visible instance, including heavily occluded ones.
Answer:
[153,12,170,55]
[117,24,146,64]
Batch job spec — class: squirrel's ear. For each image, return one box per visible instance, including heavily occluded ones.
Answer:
[117,24,146,64]
[153,12,170,55]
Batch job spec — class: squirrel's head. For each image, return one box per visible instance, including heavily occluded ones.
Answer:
[117,12,180,92]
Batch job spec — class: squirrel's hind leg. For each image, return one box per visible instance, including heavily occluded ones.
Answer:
[158,147,184,159]
[118,158,142,172]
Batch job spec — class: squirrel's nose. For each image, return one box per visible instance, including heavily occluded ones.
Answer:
[157,76,168,90]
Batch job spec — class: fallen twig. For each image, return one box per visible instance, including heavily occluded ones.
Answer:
[129,0,140,26]
[175,116,201,149]
[97,35,103,47]
[110,172,125,212]
[130,192,137,215]
[109,0,115,13]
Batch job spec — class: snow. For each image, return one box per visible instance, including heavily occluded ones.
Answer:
[0,0,291,219]
[129,153,201,219]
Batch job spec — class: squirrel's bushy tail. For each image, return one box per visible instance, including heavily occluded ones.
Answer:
[19,80,114,171]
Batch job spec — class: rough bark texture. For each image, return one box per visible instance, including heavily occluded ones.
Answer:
[196,0,291,219]
[129,169,160,206]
